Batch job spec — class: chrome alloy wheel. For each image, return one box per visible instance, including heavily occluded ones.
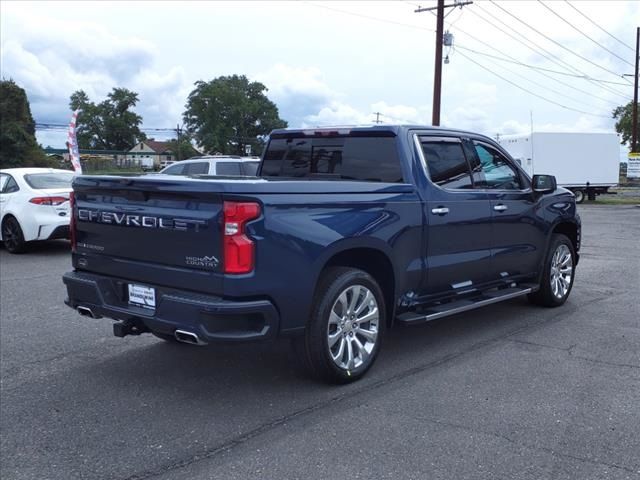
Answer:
[550,244,573,299]
[327,285,379,370]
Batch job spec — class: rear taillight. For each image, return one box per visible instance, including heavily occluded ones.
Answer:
[223,201,261,274]
[69,192,77,252]
[29,196,68,206]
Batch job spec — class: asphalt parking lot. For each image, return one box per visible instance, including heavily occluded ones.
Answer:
[1,205,639,480]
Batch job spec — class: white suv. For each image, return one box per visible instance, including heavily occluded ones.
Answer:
[158,156,260,176]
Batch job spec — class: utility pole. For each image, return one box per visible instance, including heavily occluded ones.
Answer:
[176,124,182,161]
[372,112,382,124]
[632,26,639,153]
[415,0,473,126]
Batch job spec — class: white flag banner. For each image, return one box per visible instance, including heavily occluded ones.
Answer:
[67,110,82,173]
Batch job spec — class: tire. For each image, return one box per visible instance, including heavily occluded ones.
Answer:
[2,216,27,254]
[529,234,576,307]
[298,267,386,384]
[573,189,585,204]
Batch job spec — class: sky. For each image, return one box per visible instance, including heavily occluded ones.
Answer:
[1,0,638,161]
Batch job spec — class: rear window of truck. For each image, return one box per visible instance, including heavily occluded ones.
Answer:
[260,136,403,183]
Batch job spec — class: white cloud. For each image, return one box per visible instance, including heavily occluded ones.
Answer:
[254,64,342,127]
[369,101,429,124]
[2,0,636,148]
[443,106,492,133]
[302,101,370,127]
[1,6,189,140]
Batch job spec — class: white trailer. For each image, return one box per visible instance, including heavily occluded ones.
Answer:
[498,132,620,203]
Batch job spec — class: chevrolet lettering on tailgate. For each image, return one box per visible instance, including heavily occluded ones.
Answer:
[77,209,207,231]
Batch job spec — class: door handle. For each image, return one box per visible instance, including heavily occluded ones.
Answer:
[493,204,508,212]
[431,207,450,215]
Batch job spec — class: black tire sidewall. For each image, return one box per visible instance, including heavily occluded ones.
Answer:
[2,217,26,254]
[536,234,576,307]
[305,268,386,384]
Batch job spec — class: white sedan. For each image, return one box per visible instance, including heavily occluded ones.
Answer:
[0,168,75,253]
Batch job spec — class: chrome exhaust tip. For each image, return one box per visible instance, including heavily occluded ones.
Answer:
[77,306,97,318]
[174,329,205,346]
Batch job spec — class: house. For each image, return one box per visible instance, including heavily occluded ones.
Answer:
[126,139,175,169]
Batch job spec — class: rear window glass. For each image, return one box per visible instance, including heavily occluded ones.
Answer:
[185,162,209,175]
[261,136,403,183]
[24,172,74,189]
[216,162,242,176]
[242,161,260,176]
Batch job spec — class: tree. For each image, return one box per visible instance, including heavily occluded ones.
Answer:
[166,132,199,161]
[612,101,640,150]
[183,75,287,155]
[69,88,146,150]
[0,79,52,168]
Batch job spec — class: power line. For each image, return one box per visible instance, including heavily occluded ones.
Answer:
[536,0,633,67]
[456,45,613,115]
[489,0,631,82]
[454,7,629,104]
[469,2,631,98]
[306,0,631,105]
[455,49,611,118]
[452,11,630,101]
[35,122,177,132]
[455,44,628,89]
[564,0,635,52]
[304,1,434,32]
[456,45,618,107]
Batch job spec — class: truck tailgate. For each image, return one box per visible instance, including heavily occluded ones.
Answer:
[73,175,225,293]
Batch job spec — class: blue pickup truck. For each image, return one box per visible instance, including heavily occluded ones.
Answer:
[63,125,580,383]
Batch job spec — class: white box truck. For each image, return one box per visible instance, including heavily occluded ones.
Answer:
[498,132,620,203]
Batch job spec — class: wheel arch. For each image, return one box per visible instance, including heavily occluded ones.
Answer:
[0,213,23,242]
[551,221,579,254]
[317,244,396,327]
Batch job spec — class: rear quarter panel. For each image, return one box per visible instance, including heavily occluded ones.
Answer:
[228,187,424,333]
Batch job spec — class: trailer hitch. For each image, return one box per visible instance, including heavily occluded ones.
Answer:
[113,319,149,338]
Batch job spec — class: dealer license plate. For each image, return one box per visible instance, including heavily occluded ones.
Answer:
[128,284,156,309]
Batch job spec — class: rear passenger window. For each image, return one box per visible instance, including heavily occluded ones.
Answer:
[185,162,209,175]
[216,162,242,176]
[261,136,404,183]
[420,139,473,189]
[2,176,20,193]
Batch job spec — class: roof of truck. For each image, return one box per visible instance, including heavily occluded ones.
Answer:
[270,124,483,137]
[269,125,501,147]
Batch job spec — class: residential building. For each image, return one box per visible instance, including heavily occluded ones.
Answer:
[126,139,175,169]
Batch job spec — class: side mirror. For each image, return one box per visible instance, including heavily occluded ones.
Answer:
[532,174,557,193]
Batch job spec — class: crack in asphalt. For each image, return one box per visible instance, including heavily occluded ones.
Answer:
[121,293,620,480]
[409,414,638,475]
[0,272,65,282]
[508,339,640,370]
[569,355,640,370]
